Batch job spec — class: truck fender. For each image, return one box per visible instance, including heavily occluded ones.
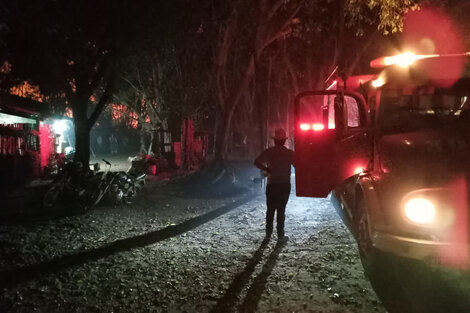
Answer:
[354,176,385,232]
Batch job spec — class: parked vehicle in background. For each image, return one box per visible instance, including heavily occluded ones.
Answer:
[43,157,147,210]
[294,53,470,313]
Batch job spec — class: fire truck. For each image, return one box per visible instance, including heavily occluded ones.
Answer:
[294,53,470,282]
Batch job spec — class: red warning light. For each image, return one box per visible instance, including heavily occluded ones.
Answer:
[300,123,325,131]
[312,123,325,131]
[354,166,365,175]
[300,123,325,132]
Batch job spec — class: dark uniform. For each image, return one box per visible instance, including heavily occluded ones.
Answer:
[254,129,294,240]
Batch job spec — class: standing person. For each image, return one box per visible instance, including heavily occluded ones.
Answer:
[254,128,294,242]
[122,136,129,152]
[96,135,103,153]
[109,134,118,155]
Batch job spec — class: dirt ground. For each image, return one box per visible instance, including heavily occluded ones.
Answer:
[0,163,386,313]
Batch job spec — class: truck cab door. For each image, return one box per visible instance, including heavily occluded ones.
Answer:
[294,90,371,197]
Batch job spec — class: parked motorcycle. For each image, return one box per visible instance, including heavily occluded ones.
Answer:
[42,161,104,211]
[87,159,117,207]
[106,159,147,205]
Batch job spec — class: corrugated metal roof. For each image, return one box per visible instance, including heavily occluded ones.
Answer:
[0,93,49,116]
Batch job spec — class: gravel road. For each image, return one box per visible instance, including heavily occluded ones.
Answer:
[0,175,386,313]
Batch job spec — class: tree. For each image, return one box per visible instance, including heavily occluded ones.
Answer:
[207,0,417,163]
[209,0,304,162]
[0,0,426,169]
[1,0,120,166]
[112,0,212,158]
[114,52,175,155]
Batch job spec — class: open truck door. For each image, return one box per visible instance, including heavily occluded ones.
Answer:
[294,90,371,197]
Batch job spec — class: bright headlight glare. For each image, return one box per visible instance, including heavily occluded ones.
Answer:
[404,198,436,224]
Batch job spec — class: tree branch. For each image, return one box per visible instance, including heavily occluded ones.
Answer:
[267,0,286,20]
[120,75,143,95]
[88,64,114,127]
[259,4,302,55]
[88,53,108,94]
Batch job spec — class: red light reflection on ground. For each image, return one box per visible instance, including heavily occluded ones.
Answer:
[438,177,468,268]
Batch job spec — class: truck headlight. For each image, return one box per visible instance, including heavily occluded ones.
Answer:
[404,198,436,224]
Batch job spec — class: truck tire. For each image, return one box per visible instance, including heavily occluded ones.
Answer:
[356,198,372,271]
[356,196,416,313]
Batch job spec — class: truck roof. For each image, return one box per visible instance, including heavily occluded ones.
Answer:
[382,54,470,87]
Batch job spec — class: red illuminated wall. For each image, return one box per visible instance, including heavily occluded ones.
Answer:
[39,123,54,171]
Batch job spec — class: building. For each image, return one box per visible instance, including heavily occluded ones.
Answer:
[0,93,53,187]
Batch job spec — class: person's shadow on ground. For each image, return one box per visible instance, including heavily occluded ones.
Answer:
[238,241,285,313]
[210,239,286,313]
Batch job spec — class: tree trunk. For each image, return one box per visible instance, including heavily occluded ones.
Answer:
[182,119,195,169]
[334,0,345,69]
[211,1,298,162]
[148,131,154,156]
[140,127,147,153]
[72,95,92,167]
[214,110,226,162]
[346,31,379,77]
[73,118,91,168]
[214,56,255,162]
[214,107,237,162]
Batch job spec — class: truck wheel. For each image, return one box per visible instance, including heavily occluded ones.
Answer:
[356,197,416,313]
[356,197,375,273]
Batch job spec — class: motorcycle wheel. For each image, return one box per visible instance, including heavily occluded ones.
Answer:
[43,180,64,208]
[123,186,137,204]
[82,185,107,211]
